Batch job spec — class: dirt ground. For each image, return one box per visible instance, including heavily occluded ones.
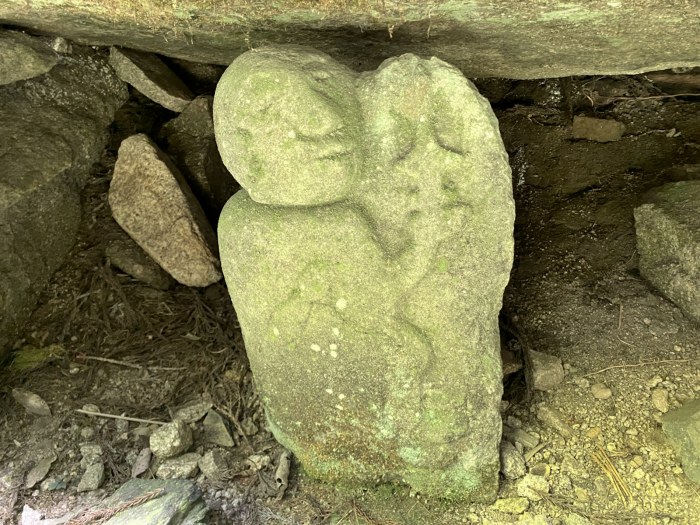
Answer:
[1,70,699,525]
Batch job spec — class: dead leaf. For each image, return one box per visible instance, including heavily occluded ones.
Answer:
[12,389,51,417]
[246,454,270,471]
[25,453,57,488]
[131,448,152,478]
[275,451,291,500]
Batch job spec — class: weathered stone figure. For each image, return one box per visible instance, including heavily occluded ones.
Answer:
[214,46,514,501]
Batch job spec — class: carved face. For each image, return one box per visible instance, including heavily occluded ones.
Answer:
[214,47,362,206]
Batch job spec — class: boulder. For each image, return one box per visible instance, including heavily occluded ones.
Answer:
[634,181,700,323]
[215,46,514,501]
[108,134,222,287]
[1,2,699,79]
[0,43,128,360]
[661,399,700,484]
[103,479,207,525]
[159,96,237,221]
[0,29,57,85]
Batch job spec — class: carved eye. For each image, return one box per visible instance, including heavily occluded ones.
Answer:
[385,111,416,163]
[432,95,466,156]
[434,129,465,156]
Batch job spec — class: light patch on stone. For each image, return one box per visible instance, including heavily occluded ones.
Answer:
[335,404,344,411]
[330,350,338,358]
[310,344,321,352]
[332,327,340,336]
[273,327,280,336]
[325,388,333,394]
[338,394,346,400]
[287,130,296,139]
[335,298,347,310]
[329,343,338,350]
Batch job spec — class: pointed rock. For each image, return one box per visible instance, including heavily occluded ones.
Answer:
[109,47,192,112]
[203,410,234,447]
[109,134,221,287]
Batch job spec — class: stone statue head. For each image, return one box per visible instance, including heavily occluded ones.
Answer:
[214,46,362,206]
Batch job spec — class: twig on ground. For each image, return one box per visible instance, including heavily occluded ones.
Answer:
[524,441,550,462]
[66,488,164,525]
[617,303,623,330]
[77,355,142,369]
[77,354,186,371]
[75,409,167,426]
[216,404,254,452]
[584,358,695,377]
[591,446,632,508]
[616,335,633,347]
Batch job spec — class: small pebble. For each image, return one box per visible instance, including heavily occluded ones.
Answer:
[529,463,550,477]
[537,405,574,439]
[575,378,590,389]
[585,426,601,439]
[591,383,612,400]
[492,497,529,514]
[646,375,663,388]
[517,473,550,501]
[651,388,670,413]
[500,440,527,480]
[574,487,590,502]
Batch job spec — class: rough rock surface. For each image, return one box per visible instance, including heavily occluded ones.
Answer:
[215,46,514,501]
[634,181,700,323]
[0,44,128,359]
[1,2,699,79]
[529,350,565,391]
[159,96,237,220]
[156,453,201,480]
[149,420,193,459]
[77,462,105,492]
[0,29,58,85]
[661,399,700,484]
[108,133,221,287]
[202,410,234,447]
[103,479,207,525]
[109,47,192,112]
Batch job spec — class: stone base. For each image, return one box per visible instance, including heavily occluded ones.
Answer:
[634,181,700,323]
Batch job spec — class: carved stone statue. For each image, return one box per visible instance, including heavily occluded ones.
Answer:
[214,46,514,501]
